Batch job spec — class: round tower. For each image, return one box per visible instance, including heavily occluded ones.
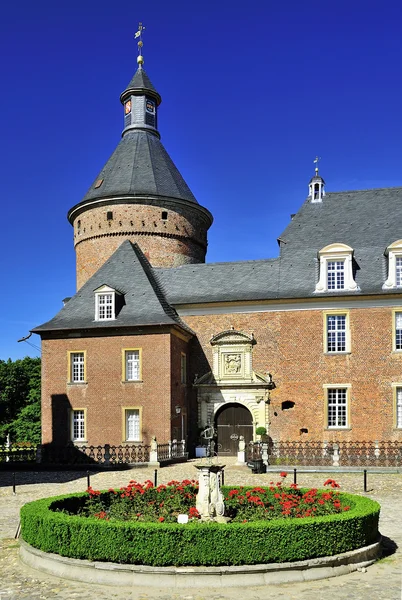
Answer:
[68,49,213,290]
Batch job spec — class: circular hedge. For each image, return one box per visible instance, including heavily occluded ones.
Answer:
[20,489,380,566]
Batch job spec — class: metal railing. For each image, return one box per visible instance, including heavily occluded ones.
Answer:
[0,439,186,466]
[248,440,402,467]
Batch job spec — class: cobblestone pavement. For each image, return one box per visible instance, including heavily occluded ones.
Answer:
[0,461,401,599]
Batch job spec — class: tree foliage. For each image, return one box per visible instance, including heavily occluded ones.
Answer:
[0,357,41,444]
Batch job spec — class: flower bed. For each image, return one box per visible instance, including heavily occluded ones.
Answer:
[20,476,380,567]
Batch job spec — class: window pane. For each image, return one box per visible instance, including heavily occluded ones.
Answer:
[327,261,345,290]
[126,351,140,380]
[396,257,402,287]
[397,388,402,428]
[327,315,346,352]
[71,353,85,382]
[396,313,402,350]
[97,293,113,320]
[328,388,347,427]
[126,409,140,440]
[73,410,85,440]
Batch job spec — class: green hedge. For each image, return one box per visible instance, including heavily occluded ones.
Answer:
[20,490,380,566]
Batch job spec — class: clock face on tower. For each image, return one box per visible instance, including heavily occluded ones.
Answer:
[124,100,132,115]
[146,99,155,114]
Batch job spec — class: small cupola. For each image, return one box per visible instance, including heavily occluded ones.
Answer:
[308,157,325,203]
[120,23,162,138]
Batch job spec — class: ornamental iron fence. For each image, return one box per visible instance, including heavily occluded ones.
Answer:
[0,439,186,467]
[248,440,402,467]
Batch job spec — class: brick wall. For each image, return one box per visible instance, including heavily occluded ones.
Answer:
[183,305,402,442]
[72,203,210,289]
[41,332,177,447]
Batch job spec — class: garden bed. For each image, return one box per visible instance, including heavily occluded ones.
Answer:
[20,478,380,567]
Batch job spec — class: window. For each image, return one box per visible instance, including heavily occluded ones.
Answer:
[97,293,114,320]
[181,353,187,384]
[94,285,120,321]
[315,244,358,293]
[325,387,349,428]
[383,240,402,289]
[69,352,86,383]
[394,311,402,351]
[123,408,141,441]
[71,409,86,441]
[123,349,141,381]
[396,388,402,429]
[324,311,350,353]
[327,261,345,290]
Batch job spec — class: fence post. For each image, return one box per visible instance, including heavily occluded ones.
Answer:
[5,435,10,463]
[332,443,340,467]
[35,444,43,464]
[236,436,246,464]
[168,440,172,459]
[374,440,380,459]
[261,442,269,466]
[104,444,110,467]
[181,439,186,457]
[149,436,159,465]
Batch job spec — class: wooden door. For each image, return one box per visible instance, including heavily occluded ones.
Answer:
[215,404,253,456]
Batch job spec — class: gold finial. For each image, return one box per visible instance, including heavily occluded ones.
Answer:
[313,156,321,175]
[134,22,145,66]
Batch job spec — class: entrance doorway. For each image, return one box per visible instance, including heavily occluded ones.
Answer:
[215,403,253,456]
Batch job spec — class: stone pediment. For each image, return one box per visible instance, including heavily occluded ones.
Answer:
[194,370,273,387]
[210,329,255,346]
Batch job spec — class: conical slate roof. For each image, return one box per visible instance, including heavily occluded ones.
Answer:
[75,130,198,208]
[32,241,193,333]
[120,66,161,104]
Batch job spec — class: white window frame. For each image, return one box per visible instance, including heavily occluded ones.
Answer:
[324,384,351,429]
[123,408,141,442]
[324,311,350,353]
[391,384,402,429]
[94,285,118,321]
[383,241,402,289]
[123,349,142,382]
[315,244,358,293]
[393,310,402,351]
[69,351,86,383]
[71,409,86,441]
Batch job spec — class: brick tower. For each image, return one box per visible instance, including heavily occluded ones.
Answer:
[68,44,213,290]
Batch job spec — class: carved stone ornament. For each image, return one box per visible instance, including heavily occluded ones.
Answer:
[224,353,242,374]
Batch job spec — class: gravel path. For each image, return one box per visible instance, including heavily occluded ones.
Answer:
[0,461,401,599]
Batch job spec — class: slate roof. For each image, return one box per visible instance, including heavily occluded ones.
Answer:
[36,186,402,336]
[156,187,402,304]
[69,130,198,216]
[33,241,193,334]
[120,66,161,104]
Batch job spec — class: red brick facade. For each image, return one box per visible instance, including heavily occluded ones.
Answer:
[41,330,189,447]
[73,203,210,289]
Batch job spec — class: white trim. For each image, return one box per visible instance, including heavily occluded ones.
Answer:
[176,296,402,316]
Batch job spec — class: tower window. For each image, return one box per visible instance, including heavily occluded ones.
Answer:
[107,211,113,221]
[161,211,168,220]
[77,220,81,229]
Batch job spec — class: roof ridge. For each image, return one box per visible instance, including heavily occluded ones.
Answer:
[326,186,402,195]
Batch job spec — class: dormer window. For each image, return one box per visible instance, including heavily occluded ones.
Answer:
[383,240,402,289]
[94,285,120,321]
[315,243,358,293]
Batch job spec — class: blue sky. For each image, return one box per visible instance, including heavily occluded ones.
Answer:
[1,0,402,360]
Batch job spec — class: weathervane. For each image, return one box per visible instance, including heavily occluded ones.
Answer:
[313,156,321,175]
[134,22,145,66]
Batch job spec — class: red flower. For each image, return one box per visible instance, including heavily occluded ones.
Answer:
[324,479,340,488]
[280,472,288,478]
[158,517,165,522]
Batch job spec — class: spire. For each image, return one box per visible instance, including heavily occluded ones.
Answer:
[120,24,161,138]
[134,22,145,67]
[308,156,325,203]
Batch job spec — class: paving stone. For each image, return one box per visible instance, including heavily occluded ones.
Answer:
[0,460,401,599]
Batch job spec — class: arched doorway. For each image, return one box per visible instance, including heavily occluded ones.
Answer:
[215,403,253,456]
